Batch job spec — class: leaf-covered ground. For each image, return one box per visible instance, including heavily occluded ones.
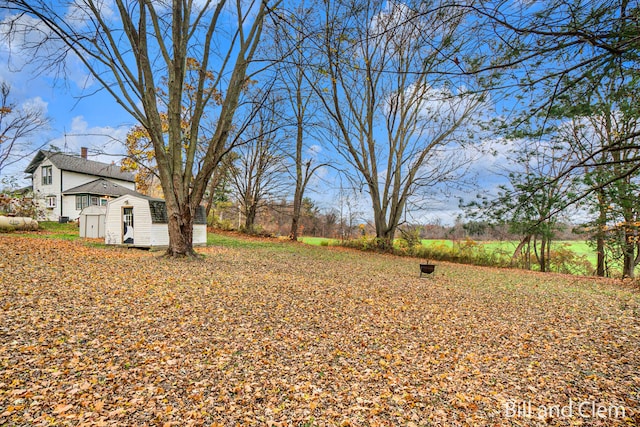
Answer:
[1,234,639,426]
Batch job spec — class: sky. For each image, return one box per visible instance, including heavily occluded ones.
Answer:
[0,2,514,227]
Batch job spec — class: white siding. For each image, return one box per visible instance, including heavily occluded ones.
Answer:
[33,159,62,221]
[62,196,78,220]
[105,195,153,246]
[194,224,207,246]
[105,196,206,248]
[60,171,97,221]
[79,206,106,238]
[28,152,136,222]
[61,170,96,192]
[150,224,170,247]
[105,198,123,245]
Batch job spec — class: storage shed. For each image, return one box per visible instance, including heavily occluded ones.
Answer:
[79,205,106,238]
[104,195,207,248]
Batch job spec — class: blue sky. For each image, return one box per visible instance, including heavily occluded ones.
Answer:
[0,50,135,176]
[0,40,511,226]
[0,3,515,226]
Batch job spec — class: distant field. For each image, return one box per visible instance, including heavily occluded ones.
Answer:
[301,237,597,266]
[299,236,340,246]
[428,239,594,256]
[301,236,593,254]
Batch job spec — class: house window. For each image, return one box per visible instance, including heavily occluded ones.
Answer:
[90,196,99,206]
[41,166,52,185]
[100,199,108,206]
[45,196,56,208]
[76,195,89,210]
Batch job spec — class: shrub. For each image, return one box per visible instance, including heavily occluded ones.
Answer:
[398,228,422,251]
[549,245,594,276]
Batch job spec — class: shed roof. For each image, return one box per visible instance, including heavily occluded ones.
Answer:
[149,200,168,224]
[80,205,107,215]
[147,200,207,225]
[63,178,143,197]
[25,150,135,182]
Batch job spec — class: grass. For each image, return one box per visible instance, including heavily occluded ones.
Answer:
[1,232,638,425]
[299,236,340,246]
[17,221,81,241]
[302,236,594,254]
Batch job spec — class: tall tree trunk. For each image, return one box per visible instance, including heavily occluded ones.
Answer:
[245,203,258,233]
[290,188,302,240]
[166,201,195,257]
[204,170,224,225]
[289,78,305,241]
[371,193,394,250]
[511,235,531,268]
[596,190,607,276]
[539,235,547,272]
[623,229,635,278]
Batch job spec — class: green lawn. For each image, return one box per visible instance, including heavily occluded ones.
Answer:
[298,236,340,246]
[12,220,81,241]
[301,236,594,257]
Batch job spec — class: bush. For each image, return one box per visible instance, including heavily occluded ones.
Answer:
[338,236,512,268]
[398,228,422,250]
[340,236,394,253]
[549,245,594,275]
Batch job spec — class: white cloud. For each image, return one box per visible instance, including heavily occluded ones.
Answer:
[21,96,49,115]
[0,12,93,90]
[48,115,130,163]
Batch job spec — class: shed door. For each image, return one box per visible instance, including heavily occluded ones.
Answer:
[122,207,134,244]
[87,215,100,238]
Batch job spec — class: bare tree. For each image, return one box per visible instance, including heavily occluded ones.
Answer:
[230,97,289,233]
[317,0,483,248]
[0,82,48,175]
[268,2,330,240]
[1,0,277,256]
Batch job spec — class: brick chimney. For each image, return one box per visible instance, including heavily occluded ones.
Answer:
[81,147,88,159]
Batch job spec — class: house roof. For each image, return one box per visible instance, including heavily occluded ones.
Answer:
[25,150,135,182]
[63,178,144,197]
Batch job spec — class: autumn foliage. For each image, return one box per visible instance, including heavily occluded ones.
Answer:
[0,234,638,426]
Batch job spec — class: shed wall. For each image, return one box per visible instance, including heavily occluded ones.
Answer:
[150,224,170,247]
[105,196,153,246]
[194,224,207,246]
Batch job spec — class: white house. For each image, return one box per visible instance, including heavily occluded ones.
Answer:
[24,148,141,221]
[105,195,207,248]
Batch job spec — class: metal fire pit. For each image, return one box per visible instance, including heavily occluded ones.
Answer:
[419,263,436,277]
